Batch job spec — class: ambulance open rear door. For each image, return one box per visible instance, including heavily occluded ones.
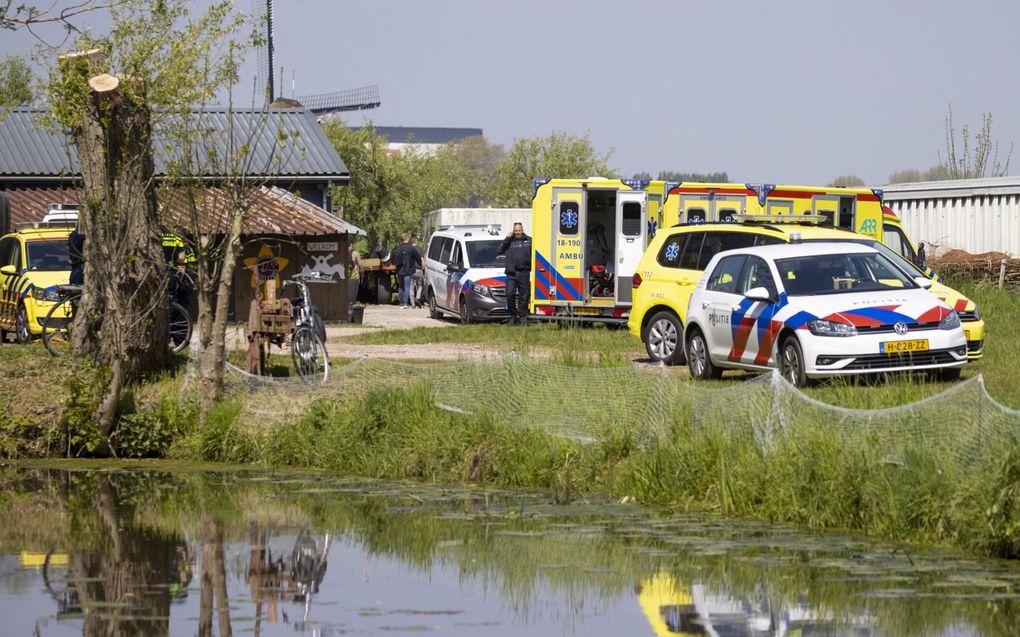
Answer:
[615,191,646,305]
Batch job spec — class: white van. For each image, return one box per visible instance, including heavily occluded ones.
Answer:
[424,225,508,324]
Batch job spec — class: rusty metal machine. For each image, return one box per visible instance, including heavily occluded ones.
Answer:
[246,274,294,376]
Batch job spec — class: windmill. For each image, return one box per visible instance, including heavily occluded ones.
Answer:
[253,0,381,115]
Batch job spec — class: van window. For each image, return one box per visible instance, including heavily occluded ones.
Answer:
[718,208,737,223]
[559,201,580,236]
[656,233,688,268]
[450,241,463,267]
[621,202,642,236]
[697,232,755,270]
[0,237,13,267]
[427,236,444,261]
[439,238,455,265]
[3,239,21,269]
[686,207,706,223]
[707,255,746,294]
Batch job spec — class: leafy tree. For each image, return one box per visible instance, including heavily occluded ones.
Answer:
[827,175,866,188]
[48,0,248,440]
[0,55,33,107]
[323,120,473,249]
[450,134,503,206]
[650,170,730,183]
[0,1,120,32]
[491,131,615,207]
[941,105,1013,179]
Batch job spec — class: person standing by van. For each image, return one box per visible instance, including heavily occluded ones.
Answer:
[497,222,532,325]
[392,233,421,308]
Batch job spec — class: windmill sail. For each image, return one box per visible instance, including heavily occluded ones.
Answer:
[299,86,382,114]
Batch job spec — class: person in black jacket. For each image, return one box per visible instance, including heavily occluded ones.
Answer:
[497,222,532,325]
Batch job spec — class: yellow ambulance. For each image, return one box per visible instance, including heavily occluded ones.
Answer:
[529,177,666,324]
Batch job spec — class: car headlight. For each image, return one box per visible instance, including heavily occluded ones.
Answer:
[808,319,858,337]
[473,283,491,298]
[939,310,961,330]
[32,287,62,302]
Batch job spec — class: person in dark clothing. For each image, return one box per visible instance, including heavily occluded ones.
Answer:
[68,227,85,286]
[497,222,532,325]
[391,233,421,308]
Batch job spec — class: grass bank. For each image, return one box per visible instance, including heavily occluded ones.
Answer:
[2,280,1018,558]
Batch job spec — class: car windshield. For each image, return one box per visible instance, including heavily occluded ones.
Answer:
[27,239,71,272]
[776,252,917,296]
[465,240,506,268]
[802,238,925,277]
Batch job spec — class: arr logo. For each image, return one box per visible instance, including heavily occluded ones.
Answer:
[858,219,878,234]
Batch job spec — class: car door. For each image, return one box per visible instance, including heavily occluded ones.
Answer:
[699,254,748,362]
[425,236,448,308]
[647,231,704,322]
[444,240,464,311]
[735,256,781,367]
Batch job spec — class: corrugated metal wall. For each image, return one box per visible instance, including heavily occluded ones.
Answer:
[884,182,1020,256]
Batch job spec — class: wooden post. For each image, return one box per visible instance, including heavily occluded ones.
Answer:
[999,254,1009,290]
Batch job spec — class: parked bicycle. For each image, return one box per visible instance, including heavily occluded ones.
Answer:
[41,284,192,356]
[282,275,330,383]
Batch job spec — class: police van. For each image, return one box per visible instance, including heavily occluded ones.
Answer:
[530,177,667,324]
[424,224,511,324]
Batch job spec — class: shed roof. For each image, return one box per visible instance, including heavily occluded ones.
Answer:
[881,176,1020,200]
[0,108,349,181]
[1,185,364,236]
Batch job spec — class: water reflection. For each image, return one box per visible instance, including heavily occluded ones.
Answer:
[1,463,1019,637]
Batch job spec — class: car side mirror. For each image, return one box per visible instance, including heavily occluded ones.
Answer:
[914,275,933,289]
[744,286,773,302]
[0,265,16,276]
[446,262,463,273]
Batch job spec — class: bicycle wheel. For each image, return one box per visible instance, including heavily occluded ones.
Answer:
[168,301,192,353]
[290,325,329,384]
[42,294,77,356]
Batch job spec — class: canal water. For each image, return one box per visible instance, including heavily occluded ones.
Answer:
[1,462,1019,636]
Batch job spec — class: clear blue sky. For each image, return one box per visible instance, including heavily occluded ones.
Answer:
[4,0,1019,186]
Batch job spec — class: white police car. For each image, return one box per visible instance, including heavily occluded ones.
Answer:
[424,225,508,324]
[683,243,968,386]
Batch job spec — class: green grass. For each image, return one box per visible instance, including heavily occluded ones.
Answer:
[346,321,644,355]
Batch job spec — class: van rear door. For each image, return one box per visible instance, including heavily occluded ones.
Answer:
[615,191,646,305]
[535,187,585,306]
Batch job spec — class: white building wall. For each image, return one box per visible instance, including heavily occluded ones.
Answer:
[422,208,532,239]
[882,177,1020,256]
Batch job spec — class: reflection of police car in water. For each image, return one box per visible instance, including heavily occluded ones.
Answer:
[424,225,509,324]
[637,573,876,636]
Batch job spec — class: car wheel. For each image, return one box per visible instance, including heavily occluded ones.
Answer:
[428,288,442,319]
[459,296,472,325]
[644,311,684,365]
[778,336,809,387]
[686,327,722,380]
[15,305,31,344]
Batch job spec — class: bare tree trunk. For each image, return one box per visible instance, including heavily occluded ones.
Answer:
[60,53,167,442]
[199,210,243,413]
